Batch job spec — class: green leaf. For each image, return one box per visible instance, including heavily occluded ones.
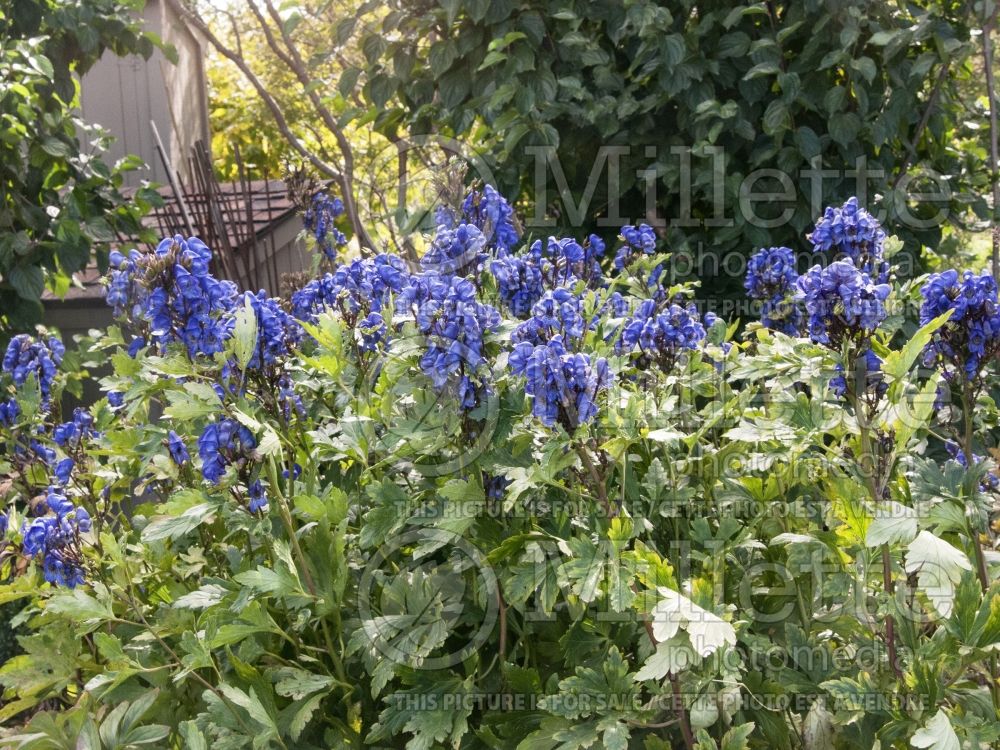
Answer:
[850,56,877,84]
[232,296,258,371]
[910,709,960,750]
[762,100,792,135]
[744,61,780,80]
[142,503,218,542]
[865,501,917,547]
[881,311,952,382]
[722,722,756,750]
[904,531,973,618]
[828,112,860,147]
[8,264,44,301]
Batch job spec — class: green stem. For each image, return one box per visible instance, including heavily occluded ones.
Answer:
[267,457,348,686]
[960,383,999,712]
[850,390,902,679]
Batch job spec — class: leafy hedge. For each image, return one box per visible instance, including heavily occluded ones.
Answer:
[0,188,999,749]
[356,0,989,298]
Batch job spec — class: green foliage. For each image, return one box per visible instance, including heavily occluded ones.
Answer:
[0,0,160,330]
[1,267,1000,748]
[358,0,988,295]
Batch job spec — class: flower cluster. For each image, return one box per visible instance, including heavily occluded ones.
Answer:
[0,397,19,426]
[614,224,657,270]
[808,197,889,284]
[919,269,1000,381]
[945,440,1000,490]
[528,235,605,286]
[512,288,586,346]
[198,418,258,484]
[239,291,304,371]
[745,247,802,335]
[420,223,488,276]
[510,336,612,429]
[461,184,520,252]
[395,273,501,409]
[618,299,708,370]
[291,254,409,324]
[106,236,238,357]
[53,408,98,450]
[21,486,91,588]
[829,349,886,398]
[2,334,65,404]
[490,251,545,318]
[795,259,890,348]
[304,191,348,261]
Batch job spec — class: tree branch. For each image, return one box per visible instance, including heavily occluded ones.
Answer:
[179,4,345,185]
[254,0,377,253]
[892,59,951,190]
[983,9,1000,278]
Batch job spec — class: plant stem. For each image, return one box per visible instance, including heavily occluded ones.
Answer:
[669,672,696,750]
[960,383,1000,711]
[577,444,615,519]
[961,383,991,592]
[851,390,903,679]
[268,458,349,685]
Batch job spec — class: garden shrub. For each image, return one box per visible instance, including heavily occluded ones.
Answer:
[356,0,990,300]
[0,188,999,750]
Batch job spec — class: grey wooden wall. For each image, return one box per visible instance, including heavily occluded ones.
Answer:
[78,0,211,187]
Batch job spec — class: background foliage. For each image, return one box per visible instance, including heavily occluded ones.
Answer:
[0,0,160,331]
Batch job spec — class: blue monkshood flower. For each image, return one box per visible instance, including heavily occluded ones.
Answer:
[107,391,124,410]
[512,288,586,346]
[282,463,302,480]
[484,473,510,501]
[420,223,488,276]
[46,486,74,517]
[829,349,886,398]
[357,312,387,352]
[490,250,545,318]
[396,272,501,410]
[198,418,257,484]
[30,440,55,466]
[528,235,604,286]
[21,493,91,588]
[105,236,238,358]
[618,300,708,370]
[304,191,348,261]
[236,291,304,371]
[54,458,74,485]
[53,408,98,449]
[127,336,146,358]
[0,398,19,426]
[809,197,889,283]
[2,334,65,404]
[745,247,803,335]
[460,184,520,252]
[510,336,612,429]
[795,259,890,348]
[614,224,658,270]
[291,254,409,323]
[278,375,305,421]
[167,430,190,465]
[248,479,269,513]
[0,513,6,537]
[919,269,1000,381]
[435,205,456,230]
[945,440,1000,490]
